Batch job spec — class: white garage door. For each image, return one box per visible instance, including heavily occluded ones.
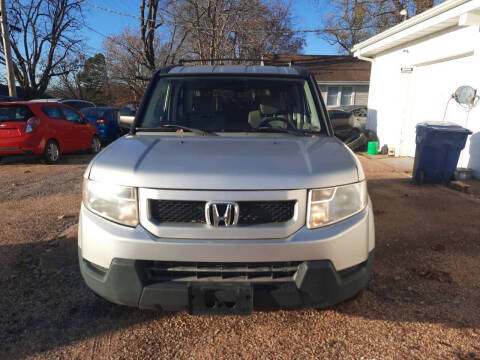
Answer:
[403,54,475,158]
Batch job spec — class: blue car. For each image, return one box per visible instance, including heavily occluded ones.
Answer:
[81,107,121,143]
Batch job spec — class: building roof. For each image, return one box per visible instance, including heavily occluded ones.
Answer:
[352,0,480,57]
[262,54,371,83]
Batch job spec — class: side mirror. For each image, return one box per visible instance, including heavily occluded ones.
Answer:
[119,115,135,129]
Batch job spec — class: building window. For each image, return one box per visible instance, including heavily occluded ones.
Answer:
[326,86,354,107]
[327,87,339,106]
[340,87,353,105]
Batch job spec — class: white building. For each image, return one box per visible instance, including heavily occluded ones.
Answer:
[352,0,480,178]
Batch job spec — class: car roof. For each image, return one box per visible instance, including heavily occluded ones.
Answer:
[82,106,116,110]
[61,99,95,103]
[0,101,58,106]
[29,99,95,104]
[28,99,61,102]
[165,65,312,78]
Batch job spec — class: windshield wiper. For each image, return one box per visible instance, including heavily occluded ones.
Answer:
[249,126,305,137]
[136,124,217,136]
[299,129,322,135]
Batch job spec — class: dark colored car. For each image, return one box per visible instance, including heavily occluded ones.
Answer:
[81,107,121,143]
[328,106,374,151]
[0,101,101,164]
[328,106,367,130]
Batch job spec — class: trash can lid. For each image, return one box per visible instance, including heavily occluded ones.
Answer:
[417,121,472,134]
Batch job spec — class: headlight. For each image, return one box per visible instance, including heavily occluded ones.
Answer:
[82,179,138,227]
[307,181,367,229]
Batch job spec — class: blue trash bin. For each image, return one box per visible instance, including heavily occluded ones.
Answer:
[413,122,472,184]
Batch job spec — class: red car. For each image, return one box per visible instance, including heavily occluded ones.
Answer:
[0,101,101,164]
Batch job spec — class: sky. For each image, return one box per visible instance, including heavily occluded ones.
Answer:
[82,0,338,57]
[0,0,337,83]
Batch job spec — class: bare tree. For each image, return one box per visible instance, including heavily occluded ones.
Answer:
[49,55,85,99]
[104,29,154,103]
[172,0,304,63]
[139,0,190,71]
[3,0,84,98]
[319,0,441,54]
[103,0,304,105]
[140,0,162,72]
[104,1,186,87]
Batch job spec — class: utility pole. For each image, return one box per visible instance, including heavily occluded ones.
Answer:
[0,0,16,98]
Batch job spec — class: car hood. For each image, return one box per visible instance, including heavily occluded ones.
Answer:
[87,134,362,190]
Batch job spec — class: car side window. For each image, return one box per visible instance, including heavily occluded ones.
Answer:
[73,101,86,110]
[110,110,118,123]
[61,106,82,122]
[42,106,66,119]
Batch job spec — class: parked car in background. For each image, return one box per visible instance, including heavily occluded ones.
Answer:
[0,102,101,164]
[329,106,367,130]
[328,106,374,151]
[81,107,121,144]
[30,99,96,111]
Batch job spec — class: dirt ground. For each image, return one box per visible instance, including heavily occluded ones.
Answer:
[1,152,479,360]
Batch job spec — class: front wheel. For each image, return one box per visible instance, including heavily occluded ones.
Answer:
[89,135,101,154]
[44,140,60,164]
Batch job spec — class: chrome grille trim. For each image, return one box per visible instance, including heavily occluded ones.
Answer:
[138,189,307,240]
[149,199,296,225]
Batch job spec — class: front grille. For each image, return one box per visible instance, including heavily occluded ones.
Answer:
[149,200,296,225]
[142,261,301,282]
[237,201,295,225]
[150,200,205,224]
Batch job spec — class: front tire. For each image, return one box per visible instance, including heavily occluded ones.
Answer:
[89,135,101,154]
[44,140,60,164]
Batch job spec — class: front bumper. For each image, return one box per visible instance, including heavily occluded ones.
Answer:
[78,199,375,271]
[78,199,375,312]
[79,247,374,312]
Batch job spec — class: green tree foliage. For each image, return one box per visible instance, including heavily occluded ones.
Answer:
[49,53,108,104]
[77,54,107,104]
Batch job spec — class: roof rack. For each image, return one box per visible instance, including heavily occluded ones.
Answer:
[178,58,266,66]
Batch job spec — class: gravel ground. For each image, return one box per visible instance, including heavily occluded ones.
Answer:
[1,152,479,360]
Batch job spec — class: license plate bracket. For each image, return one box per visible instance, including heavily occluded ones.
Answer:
[190,283,253,315]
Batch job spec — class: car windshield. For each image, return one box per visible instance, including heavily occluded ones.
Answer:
[138,76,323,134]
[81,108,107,118]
